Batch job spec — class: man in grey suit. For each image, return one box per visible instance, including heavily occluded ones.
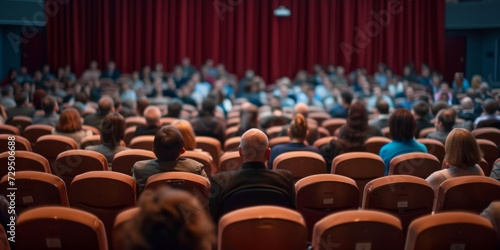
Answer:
[6,92,35,120]
[33,96,60,126]
[132,125,207,193]
[370,99,390,129]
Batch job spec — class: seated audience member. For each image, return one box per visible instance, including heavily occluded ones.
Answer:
[427,108,457,145]
[367,87,394,111]
[369,99,391,129]
[6,92,36,119]
[431,101,449,118]
[321,102,383,171]
[81,60,101,80]
[135,106,162,137]
[190,98,225,145]
[426,128,484,192]
[53,108,93,146]
[476,82,493,101]
[136,98,150,116]
[209,129,295,221]
[330,91,353,119]
[172,120,197,151]
[458,97,479,131]
[451,72,470,95]
[434,83,458,105]
[132,126,207,192]
[120,187,215,250]
[164,99,183,118]
[235,102,259,137]
[480,202,500,249]
[32,96,59,126]
[475,99,500,129]
[100,60,121,80]
[1,86,15,109]
[380,109,428,175]
[86,113,129,165]
[279,103,319,145]
[268,113,320,169]
[113,96,135,118]
[84,96,114,129]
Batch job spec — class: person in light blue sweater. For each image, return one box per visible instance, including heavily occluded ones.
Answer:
[379,108,427,175]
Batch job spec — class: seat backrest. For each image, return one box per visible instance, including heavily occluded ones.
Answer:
[221,188,294,216]
[416,138,445,162]
[321,118,346,136]
[223,136,241,152]
[82,125,101,135]
[295,174,359,240]
[219,206,308,250]
[266,125,284,139]
[389,152,441,178]
[69,171,136,246]
[123,126,137,146]
[34,135,78,163]
[0,134,32,152]
[0,171,68,214]
[274,151,326,181]
[160,117,178,126]
[145,172,211,206]
[309,112,331,126]
[7,116,32,133]
[125,116,146,128]
[312,210,404,250]
[317,127,330,138]
[269,136,290,148]
[53,149,108,186]
[80,134,102,149]
[195,136,221,168]
[224,126,239,139]
[226,117,240,128]
[472,127,500,146]
[113,207,140,250]
[23,124,53,146]
[435,176,500,213]
[364,136,391,155]
[182,150,216,177]
[363,175,434,232]
[405,212,496,250]
[0,151,50,177]
[419,127,436,138]
[17,206,108,250]
[477,139,498,176]
[112,149,156,176]
[0,223,9,250]
[480,201,500,246]
[313,136,336,150]
[129,135,155,150]
[0,124,20,135]
[219,151,243,172]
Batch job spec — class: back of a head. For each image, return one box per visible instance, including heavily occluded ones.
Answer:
[346,102,368,130]
[389,108,416,141]
[154,126,184,161]
[437,108,457,131]
[240,128,269,162]
[341,91,353,105]
[483,99,498,115]
[167,100,183,118]
[122,186,215,250]
[201,98,216,116]
[376,99,390,115]
[136,98,150,116]
[290,113,308,140]
[172,120,196,150]
[461,97,474,110]
[98,96,114,115]
[75,92,88,104]
[56,108,82,133]
[431,101,449,117]
[2,86,12,97]
[444,128,481,169]
[101,113,125,147]
[41,96,56,114]
[294,103,309,118]
[144,106,161,125]
[14,92,27,107]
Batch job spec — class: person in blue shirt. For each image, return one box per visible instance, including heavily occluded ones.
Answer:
[379,108,427,175]
[268,113,320,169]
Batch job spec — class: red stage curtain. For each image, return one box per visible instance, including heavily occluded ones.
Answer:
[46,0,445,83]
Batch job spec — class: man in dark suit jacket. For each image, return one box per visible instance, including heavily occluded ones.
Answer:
[100,61,121,80]
[6,92,35,120]
[132,126,207,193]
[190,98,225,145]
[370,99,390,130]
[83,96,114,129]
[209,129,295,221]
[412,101,433,137]
[32,96,60,126]
[134,105,162,137]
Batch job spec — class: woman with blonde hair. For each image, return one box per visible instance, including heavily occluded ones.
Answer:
[53,108,92,146]
[426,128,484,192]
[172,119,196,150]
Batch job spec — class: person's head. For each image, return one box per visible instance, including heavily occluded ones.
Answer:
[2,86,13,97]
[107,61,116,71]
[100,113,125,147]
[289,114,308,141]
[479,82,489,94]
[167,100,183,118]
[444,128,482,169]
[97,96,114,116]
[144,106,162,126]
[239,128,270,163]
[122,186,215,250]
[435,108,456,132]
[14,92,28,107]
[483,99,498,115]
[454,72,464,85]
[56,108,82,133]
[153,126,185,161]
[136,98,150,116]
[346,102,368,130]
[181,57,191,66]
[431,101,449,117]
[376,99,390,115]
[471,74,483,90]
[75,92,88,104]
[460,97,474,110]
[89,60,98,70]
[293,103,309,118]
[389,108,417,141]
[41,96,58,114]
[172,120,196,150]
[201,98,216,116]
[340,91,353,106]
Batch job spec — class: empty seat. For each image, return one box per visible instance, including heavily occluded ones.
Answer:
[182,150,216,177]
[321,118,346,136]
[7,116,32,134]
[145,172,211,205]
[17,206,108,250]
[477,139,498,176]
[113,207,140,250]
[312,210,404,250]
[435,176,500,213]
[219,151,243,172]
[196,136,222,168]
[0,124,20,135]
[295,174,359,239]
[112,149,156,176]
[125,116,146,128]
[69,171,136,248]
[405,212,496,250]
[364,136,391,155]
[80,134,102,149]
[472,127,500,146]
[416,138,445,162]
[123,126,136,146]
[129,135,154,150]
[313,136,336,150]
[0,134,32,152]
[269,136,291,148]
[389,153,441,178]
[273,151,326,181]
[218,206,308,250]
[226,117,240,128]
[363,175,434,232]
[0,151,50,177]
[34,135,78,164]
[23,124,53,146]
[0,171,68,214]
[223,136,241,152]
[53,149,108,186]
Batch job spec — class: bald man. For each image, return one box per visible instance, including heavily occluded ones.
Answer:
[134,105,162,137]
[209,129,295,221]
[84,96,114,129]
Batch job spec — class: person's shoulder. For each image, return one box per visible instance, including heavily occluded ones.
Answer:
[178,157,204,168]
[133,159,156,169]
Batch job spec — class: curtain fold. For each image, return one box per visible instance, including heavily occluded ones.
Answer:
[46,0,445,83]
